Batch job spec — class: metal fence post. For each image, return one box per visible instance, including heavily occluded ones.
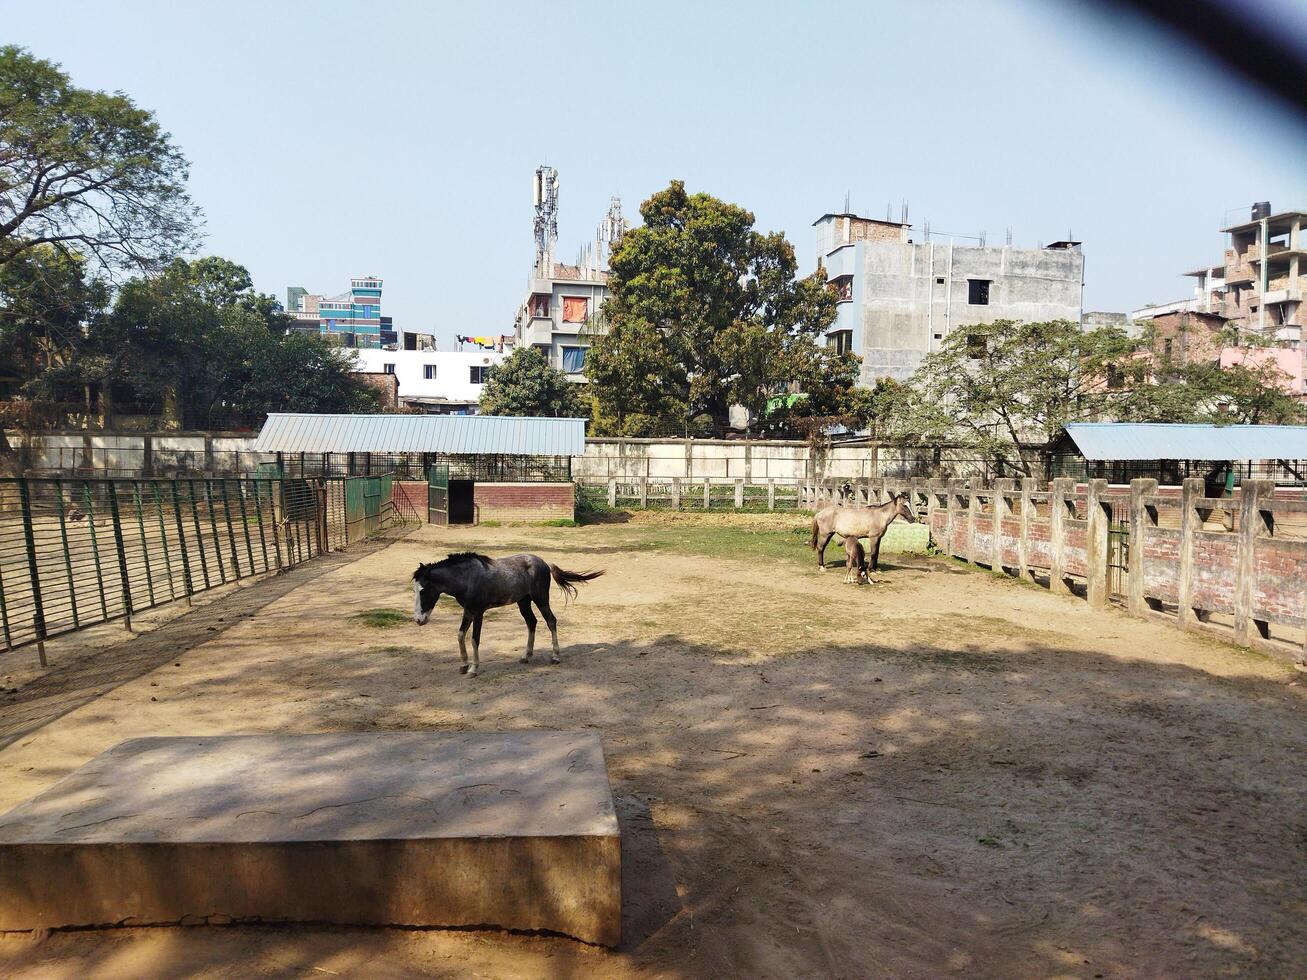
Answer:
[53,479,79,630]
[188,480,211,589]
[132,482,156,608]
[17,479,48,666]
[151,482,178,601]
[105,483,133,632]
[82,482,110,620]
[170,481,195,603]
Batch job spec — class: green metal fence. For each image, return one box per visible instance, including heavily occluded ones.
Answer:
[0,474,410,662]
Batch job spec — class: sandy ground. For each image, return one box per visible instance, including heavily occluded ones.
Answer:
[0,521,1305,979]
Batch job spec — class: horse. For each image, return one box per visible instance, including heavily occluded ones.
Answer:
[842,534,868,584]
[412,552,603,678]
[810,492,918,574]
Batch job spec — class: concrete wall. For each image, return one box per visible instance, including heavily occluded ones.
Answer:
[925,477,1306,666]
[853,240,1084,384]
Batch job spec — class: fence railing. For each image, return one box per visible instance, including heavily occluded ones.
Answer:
[921,477,1307,664]
[0,474,414,663]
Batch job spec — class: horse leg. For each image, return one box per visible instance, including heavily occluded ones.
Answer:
[871,538,883,573]
[457,609,473,674]
[535,592,562,664]
[817,532,834,571]
[517,598,537,663]
[467,610,484,677]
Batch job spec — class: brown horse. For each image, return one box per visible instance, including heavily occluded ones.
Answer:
[810,492,918,573]
[842,534,868,584]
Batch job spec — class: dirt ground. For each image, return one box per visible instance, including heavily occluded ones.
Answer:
[1,521,1305,979]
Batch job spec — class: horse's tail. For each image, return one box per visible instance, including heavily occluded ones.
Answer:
[551,564,604,602]
[809,516,818,550]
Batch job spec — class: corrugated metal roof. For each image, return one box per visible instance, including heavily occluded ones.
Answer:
[253,414,587,456]
[1064,423,1307,461]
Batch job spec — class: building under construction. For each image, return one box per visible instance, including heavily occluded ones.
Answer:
[512,166,626,382]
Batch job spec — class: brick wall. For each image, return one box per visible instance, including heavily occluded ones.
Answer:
[474,483,574,523]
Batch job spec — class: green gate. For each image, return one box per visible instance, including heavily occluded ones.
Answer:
[428,464,449,526]
[344,475,389,543]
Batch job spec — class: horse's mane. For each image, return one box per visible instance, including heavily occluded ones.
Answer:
[433,552,494,568]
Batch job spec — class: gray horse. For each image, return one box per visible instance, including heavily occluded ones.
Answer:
[412,552,603,677]
[810,492,918,574]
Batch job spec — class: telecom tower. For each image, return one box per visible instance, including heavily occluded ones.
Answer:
[533,166,559,273]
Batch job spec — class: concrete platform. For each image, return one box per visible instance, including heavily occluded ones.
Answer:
[0,732,621,945]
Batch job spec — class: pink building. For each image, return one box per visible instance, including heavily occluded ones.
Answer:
[1219,346,1306,399]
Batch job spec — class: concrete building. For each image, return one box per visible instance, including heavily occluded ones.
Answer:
[352,349,508,414]
[814,213,1085,384]
[1177,203,1305,348]
[286,277,385,348]
[512,167,625,382]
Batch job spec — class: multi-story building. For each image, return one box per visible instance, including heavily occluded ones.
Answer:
[814,212,1085,384]
[352,349,509,414]
[1176,203,1305,348]
[285,276,385,348]
[512,167,625,381]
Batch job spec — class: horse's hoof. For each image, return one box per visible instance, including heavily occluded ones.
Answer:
[519,656,531,664]
[459,665,469,674]
[467,670,479,679]
[550,657,561,665]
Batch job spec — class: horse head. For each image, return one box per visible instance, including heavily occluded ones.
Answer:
[894,492,918,524]
[412,563,441,624]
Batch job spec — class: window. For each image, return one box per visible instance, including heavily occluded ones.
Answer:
[383,363,395,375]
[966,335,986,359]
[469,366,490,384]
[829,275,853,302]
[1163,338,1173,360]
[562,296,588,323]
[935,277,945,285]
[967,279,991,305]
[829,330,853,355]
[528,293,550,318]
[561,346,587,373]
[423,364,437,380]
[1106,365,1123,390]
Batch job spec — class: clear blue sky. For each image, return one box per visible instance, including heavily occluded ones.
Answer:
[6,0,1304,348]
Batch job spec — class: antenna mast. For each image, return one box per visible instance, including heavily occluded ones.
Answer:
[533,165,559,273]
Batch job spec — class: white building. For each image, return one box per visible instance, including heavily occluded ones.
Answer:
[352,349,509,415]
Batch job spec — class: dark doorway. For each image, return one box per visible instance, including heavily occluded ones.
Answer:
[449,480,475,524]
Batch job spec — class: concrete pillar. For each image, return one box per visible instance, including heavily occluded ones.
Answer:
[1018,478,1035,580]
[744,443,752,483]
[1127,478,1158,617]
[639,477,648,509]
[607,478,616,508]
[945,480,963,557]
[1086,478,1110,608]
[703,478,710,509]
[993,479,1015,573]
[966,488,979,565]
[1177,478,1203,631]
[767,479,775,511]
[671,477,680,510]
[734,479,744,509]
[204,435,215,474]
[1234,480,1273,645]
[925,480,938,543]
[1049,478,1074,595]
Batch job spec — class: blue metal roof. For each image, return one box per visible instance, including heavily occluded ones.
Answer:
[1063,423,1307,461]
[253,414,587,456]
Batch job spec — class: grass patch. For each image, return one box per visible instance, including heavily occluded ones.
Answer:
[537,518,577,527]
[351,608,411,629]
[478,520,502,528]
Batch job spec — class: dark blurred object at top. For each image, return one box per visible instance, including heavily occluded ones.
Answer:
[1092,0,1307,122]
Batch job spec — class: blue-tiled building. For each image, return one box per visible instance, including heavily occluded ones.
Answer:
[286,277,385,348]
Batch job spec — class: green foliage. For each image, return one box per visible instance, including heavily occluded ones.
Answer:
[586,181,847,435]
[477,346,584,417]
[0,46,199,274]
[0,245,107,391]
[52,256,379,427]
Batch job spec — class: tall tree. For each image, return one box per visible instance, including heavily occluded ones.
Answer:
[587,181,842,435]
[0,46,200,275]
[886,319,1147,474]
[478,347,584,417]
